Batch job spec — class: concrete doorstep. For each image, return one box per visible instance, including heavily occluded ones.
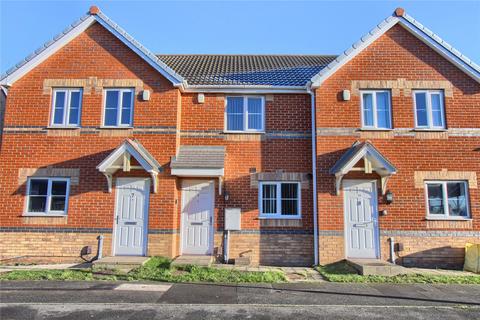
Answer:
[92,256,150,274]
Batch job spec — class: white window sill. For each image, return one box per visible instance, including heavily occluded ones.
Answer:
[426,216,472,221]
[47,126,81,130]
[223,131,265,134]
[23,213,67,217]
[358,128,393,131]
[258,215,302,220]
[413,128,447,132]
[99,126,133,130]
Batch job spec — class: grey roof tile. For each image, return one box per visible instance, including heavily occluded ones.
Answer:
[171,146,226,169]
[157,55,337,87]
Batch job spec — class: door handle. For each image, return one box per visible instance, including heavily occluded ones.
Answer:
[210,216,213,225]
[116,215,119,225]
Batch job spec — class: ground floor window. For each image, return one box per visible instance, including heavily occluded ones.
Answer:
[425,181,470,219]
[259,181,301,218]
[25,177,70,215]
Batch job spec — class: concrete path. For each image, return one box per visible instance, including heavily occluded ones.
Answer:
[1,281,479,319]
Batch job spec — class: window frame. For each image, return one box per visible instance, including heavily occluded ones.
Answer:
[50,88,83,127]
[258,181,301,219]
[360,90,392,130]
[224,96,265,133]
[424,180,470,220]
[24,177,71,216]
[413,90,446,130]
[102,88,135,128]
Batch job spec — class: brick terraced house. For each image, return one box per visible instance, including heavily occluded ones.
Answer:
[0,7,479,268]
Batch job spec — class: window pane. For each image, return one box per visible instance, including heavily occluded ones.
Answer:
[430,93,443,127]
[247,98,263,130]
[262,184,277,214]
[51,181,67,195]
[68,91,81,125]
[247,98,262,114]
[281,200,298,215]
[105,109,118,126]
[121,91,133,125]
[50,196,66,212]
[447,183,468,217]
[248,114,262,130]
[281,183,298,199]
[415,92,428,127]
[427,184,444,215]
[53,91,66,124]
[376,92,391,128]
[28,196,47,213]
[226,97,244,131]
[29,179,48,196]
[362,93,374,127]
[106,91,119,108]
[105,91,119,126]
[121,109,131,125]
[281,183,298,216]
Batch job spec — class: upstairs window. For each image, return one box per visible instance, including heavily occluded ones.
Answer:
[361,90,392,129]
[425,181,470,219]
[413,90,445,129]
[259,182,301,219]
[51,88,82,127]
[25,178,70,215]
[225,96,264,132]
[103,89,134,127]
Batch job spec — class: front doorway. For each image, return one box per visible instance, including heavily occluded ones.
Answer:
[113,178,150,256]
[181,180,214,255]
[343,180,380,259]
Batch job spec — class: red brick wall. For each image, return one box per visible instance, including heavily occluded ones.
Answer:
[0,22,180,233]
[180,93,314,231]
[315,24,480,264]
[0,22,315,264]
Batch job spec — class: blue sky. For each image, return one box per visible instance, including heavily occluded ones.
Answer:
[1,1,479,73]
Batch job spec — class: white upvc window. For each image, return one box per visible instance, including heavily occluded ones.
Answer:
[50,88,82,127]
[360,90,392,129]
[103,88,135,127]
[413,90,445,129]
[25,177,70,216]
[225,96,265,132]
[259,181,301,219]
[425,181,470,219]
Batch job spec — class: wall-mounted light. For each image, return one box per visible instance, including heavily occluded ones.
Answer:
[224,191,230,202]
[342,89,351,101]
[197,93,205,104]
[385,190,394,204]
[141,90,151,101]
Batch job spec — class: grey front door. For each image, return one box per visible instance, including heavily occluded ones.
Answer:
[114,178,150,256]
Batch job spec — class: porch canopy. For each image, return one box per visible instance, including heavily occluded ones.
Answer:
[171,145,225,194]
[97,139,162,193]
[329,141,397,195]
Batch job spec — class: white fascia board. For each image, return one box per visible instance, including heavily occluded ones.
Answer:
[0,16,96,86]
[339,145,396,176]
[97,142,156,173]
[310,16,399,88]
[398,18,480,84]
[171,168,224,177]
[184,85,308,94]
[93,13,185,86]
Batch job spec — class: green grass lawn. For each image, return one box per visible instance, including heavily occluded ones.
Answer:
[0,257,286,283]
[317,261,480,284]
